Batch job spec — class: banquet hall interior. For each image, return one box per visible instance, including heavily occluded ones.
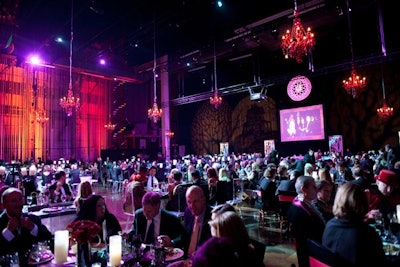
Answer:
[0,0,399,266]
[0,0,399,163]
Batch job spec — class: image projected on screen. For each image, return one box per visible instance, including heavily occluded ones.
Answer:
[280,104,325,142]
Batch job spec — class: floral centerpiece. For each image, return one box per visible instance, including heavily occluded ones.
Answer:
[66,220,101,243]
[66,220,102,267]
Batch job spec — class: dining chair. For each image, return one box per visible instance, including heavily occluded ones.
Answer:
[306,239,353,267]
[123,186,136,232]
[277,191,296,239]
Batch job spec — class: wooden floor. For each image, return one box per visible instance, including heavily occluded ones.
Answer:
[48,183,298,267]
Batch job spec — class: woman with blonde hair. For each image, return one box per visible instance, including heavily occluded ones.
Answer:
[74,181,93,212]
[208,211,263,267]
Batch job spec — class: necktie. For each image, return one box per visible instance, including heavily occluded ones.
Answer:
[188,216,199,256]
[145,220,154,244]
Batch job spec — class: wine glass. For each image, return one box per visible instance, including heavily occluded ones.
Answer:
[61,195,67,203]
[31,244,41,263]
[26,196,33,206]
[131,234,143,262]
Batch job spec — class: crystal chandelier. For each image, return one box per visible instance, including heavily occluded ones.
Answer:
[60,0,80,117]
[104,115,115,130]
[342,67,366,98]
[377,103,393,121]
[281,0,315,64]
[209,44,222,109]
[376,1,393,121]
[148,19,162,123]
[377,75,393,121]
[342,0,367,98]
[36,110,49,125]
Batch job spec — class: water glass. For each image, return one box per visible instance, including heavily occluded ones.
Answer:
[31,244,41,263]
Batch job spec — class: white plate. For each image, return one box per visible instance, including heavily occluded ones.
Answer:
[165,247,184,262]
[42,207,63,213]
[167,259,192,267]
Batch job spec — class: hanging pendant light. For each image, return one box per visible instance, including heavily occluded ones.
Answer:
[60,0,80,116]
[104,114,116,130]
[342,0,367,98]
[376,0,393,121]
[148,18,162,123]
[377,73,393,121]
[281,0,315,67]
[209,44,222,109]
[36,110,49,125]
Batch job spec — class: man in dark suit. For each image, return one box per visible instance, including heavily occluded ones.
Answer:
[183,185,212,257]
[48,170,73,203]
[351,164,370,190]
[0,188,52,263]
[332,161,353,184]
[191,170,209,202]
[129,191,184,247]
[287,176,326,267]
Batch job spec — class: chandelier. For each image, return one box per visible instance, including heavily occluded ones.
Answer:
[60,0,80,116]
[166,130,174,138]
[376,1,392,121]
[342,67,366,98]
[210,90,222,109]
[281,0,315,64]
[104,115,115,130]
[377,103,393,121]
[377,74,393,121]
[209,44,222,109]
[36,110,49,125]
[148,19,162,123]
[342,0,367,98]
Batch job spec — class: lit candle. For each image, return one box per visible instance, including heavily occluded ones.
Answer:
[109,235,122,266]
[54,230,69,263]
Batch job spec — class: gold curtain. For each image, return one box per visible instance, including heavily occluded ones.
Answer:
[0,54,113,162]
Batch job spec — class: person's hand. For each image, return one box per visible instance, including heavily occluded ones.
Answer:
[20,217,35,231]
[157,235,174,247]
[7,217,19,232]
[366,209,381,220]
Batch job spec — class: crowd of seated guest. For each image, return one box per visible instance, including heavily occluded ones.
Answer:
[0,144,400,266]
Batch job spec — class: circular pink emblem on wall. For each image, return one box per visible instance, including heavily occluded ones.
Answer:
[287,75,312,101]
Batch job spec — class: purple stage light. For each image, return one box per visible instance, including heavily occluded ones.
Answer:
[29,55,41,65]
